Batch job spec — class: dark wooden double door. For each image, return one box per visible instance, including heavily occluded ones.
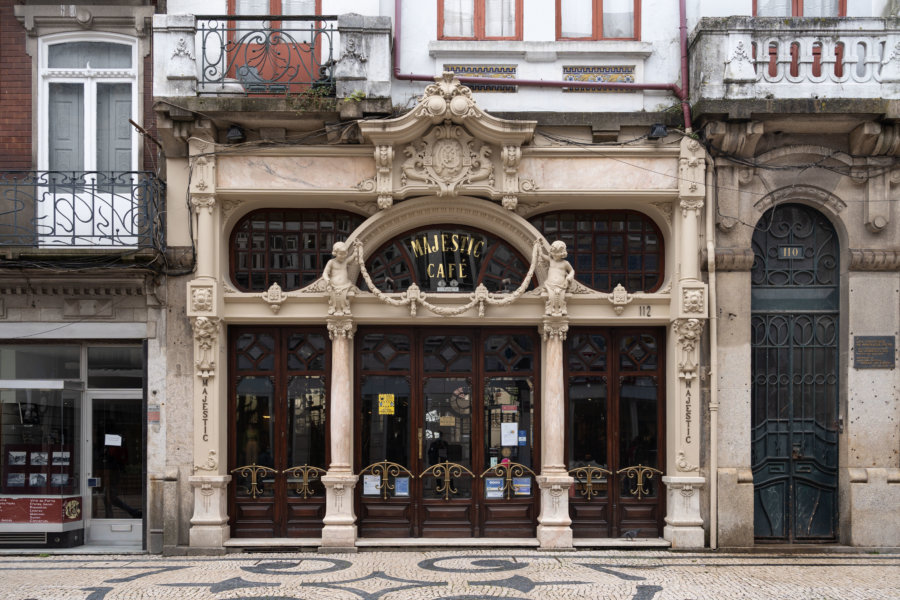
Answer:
[566,328,666,538]
[355,328,539,538]
[228,327,329,538]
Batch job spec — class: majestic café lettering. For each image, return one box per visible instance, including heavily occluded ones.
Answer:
[405,229,488,292]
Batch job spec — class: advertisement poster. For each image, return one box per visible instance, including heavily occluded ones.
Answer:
[378,394,395,415]
[512,477,531,496]
[394,477,409,497]
[501,422,518,446]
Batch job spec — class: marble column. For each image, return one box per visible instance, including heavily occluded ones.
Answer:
[320,317,359,552]
[536,317,574,549]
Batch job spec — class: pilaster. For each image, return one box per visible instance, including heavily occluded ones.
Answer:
[662,476,706,548]
[537,318,573,549]
[188,475,230,550]
[320,317,359,552]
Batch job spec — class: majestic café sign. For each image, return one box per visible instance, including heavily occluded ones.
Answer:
[405,229,488,291]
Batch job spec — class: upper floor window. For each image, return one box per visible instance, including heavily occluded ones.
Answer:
[39,36,138,173]
[439,0,523,40]
[530,211,663,293]
[557,0,639,41]
[754,0,846,16]
[231,0,320,29]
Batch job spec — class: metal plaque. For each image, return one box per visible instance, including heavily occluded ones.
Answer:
[854,336,895,369]
[778,245,804,260]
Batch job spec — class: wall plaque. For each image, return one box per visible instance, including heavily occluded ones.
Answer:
[854,336,895,369]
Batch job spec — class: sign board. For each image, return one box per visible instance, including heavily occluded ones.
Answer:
[778,245,804,260]
[854,336,895,369]
[485,477,504,499]
[362,474,381,496]
[394,477,410,497]
[512,477,531,496]
[501,422,518,446]
[439,415,456,427]
[0,497,81,523]
[378,393,395,415]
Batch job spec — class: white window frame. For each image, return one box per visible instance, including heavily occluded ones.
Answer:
[37,32,139,174]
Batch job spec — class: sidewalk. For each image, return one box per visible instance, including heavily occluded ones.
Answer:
[0,548,897,599]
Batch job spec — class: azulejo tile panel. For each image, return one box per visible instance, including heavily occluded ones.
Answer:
[563,66,636,93]
[443,64,517,93]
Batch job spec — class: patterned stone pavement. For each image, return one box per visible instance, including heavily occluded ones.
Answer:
[0,549,898,600]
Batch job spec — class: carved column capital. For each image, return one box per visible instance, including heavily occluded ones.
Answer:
[541,317,569,341]
[327,317,356,340]
[191,195,216,214]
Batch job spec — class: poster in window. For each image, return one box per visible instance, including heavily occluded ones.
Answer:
[501,422,518,446]
[394,476,409,497]
[512,477,531,496]
[52,451,70,466]
[51,474,69,487]
[7,451,26,466]
[485,477,504,499]
[29,473,47,487]
[378,394,395,415]
[363,474,381,496]
[7,473,25,488]
[31,452,49,466]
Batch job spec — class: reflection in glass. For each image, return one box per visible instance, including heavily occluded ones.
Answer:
[483,376,533,481]
[234,376,275,497]
[423,377,472,499]
[360,375,410,471]
[92,398,142,518]
[619,375,659,498]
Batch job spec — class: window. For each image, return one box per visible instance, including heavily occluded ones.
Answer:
[230,0,321,34]
[439,0,523,40]
[530,211,664,293]
[557,0,639,40]
[40,36,138,173]
[754,0,846,16]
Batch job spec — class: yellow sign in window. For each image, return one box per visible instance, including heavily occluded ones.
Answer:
[378,393,395,415]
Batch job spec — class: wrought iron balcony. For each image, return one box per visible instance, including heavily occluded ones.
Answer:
[690,17,900,103]
[197,15,336,95]
[0,171,165,251]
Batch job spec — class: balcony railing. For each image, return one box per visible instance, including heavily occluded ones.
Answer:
[197,15,336,95]
[690,17,900,102]
[0,171,165,251]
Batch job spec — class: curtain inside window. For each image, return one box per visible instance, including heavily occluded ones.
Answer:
[803,0,839,16]
[47,42,131,69]
[602,0,633,38]
[236,0,269,32]
[443,0,475,37]
[282,0,317,43]
[756,0,791,16]
[560,0,592,38]
[485,0,516,38]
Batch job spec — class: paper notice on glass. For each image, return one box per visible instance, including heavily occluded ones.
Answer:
[104,434,123,447]
[363,474,381,496]
[501,422,518,446]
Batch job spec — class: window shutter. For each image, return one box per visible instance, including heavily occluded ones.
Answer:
[48,83,85,172]
[96,83,133,173]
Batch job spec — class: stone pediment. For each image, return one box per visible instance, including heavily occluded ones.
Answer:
[357,72,537,210]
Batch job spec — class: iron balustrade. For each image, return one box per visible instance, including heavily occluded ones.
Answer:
[0,171,164,250]
[197,15,337,95]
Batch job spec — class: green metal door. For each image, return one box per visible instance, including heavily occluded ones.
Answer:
[751,204,839,541]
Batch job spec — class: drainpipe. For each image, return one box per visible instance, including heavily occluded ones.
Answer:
[706,159,719,549]
[392,0,693,132]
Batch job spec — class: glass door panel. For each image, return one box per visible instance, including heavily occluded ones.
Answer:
[88,396,143,545]
[422,377,472,498]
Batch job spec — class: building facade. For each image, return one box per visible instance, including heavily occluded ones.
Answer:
[2,0,899,552]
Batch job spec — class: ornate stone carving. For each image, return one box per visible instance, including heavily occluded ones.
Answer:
[416,71,477,120]
[673,318,704,381]
[676,450,699,473]
[608,283,634,316]
[193,450,218,473]
[323,241,359,316]
[343,34,368,64]
[398,124,495,197]
[191,286,213,313]
[652,201,673,225]
[501,145,522,210]
[724,40,757,83]
[220,198,242,220]
[327,317,356,340]
[374,144,394,209]
[682,288,704,314]
[192,316,219,381]
[540,241,575,317]
[678,138,706,199]
[190,195,215,214]
[190,150,215,195]
[173,37,194,59]
[541,318,569,341]
[849,249,900,271]
[261,282,286,314]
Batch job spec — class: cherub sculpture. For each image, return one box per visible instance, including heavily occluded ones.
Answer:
[322,241,358,316]
[542,240,575,317]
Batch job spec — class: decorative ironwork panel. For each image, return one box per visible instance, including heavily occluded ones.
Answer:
[751,204,840,541]
[480,461,536,500]
[568,465,613,500]
[530,210,663,293]
[616,465,662,500]
[198,16,336,95]
[230,209,362,292]
[360,460,415,500]
[283,465,326,499]
[421,461,475,501]
[752,204,838,289]
[0,171,164,249]
[231,464,278,499]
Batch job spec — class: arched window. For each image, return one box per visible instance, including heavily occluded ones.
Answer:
[529,210,663,292]
[363,226,534,293]
[230,209,363,292]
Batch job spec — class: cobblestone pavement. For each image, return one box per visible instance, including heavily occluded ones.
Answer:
[0,549,898,600]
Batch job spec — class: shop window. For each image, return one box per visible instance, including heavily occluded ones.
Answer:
[229,209,364,293]
[87,346,143,389]
[754,0,846,16]
[439,0,523,40]
[557,0,639,40]
[530,210,663,293]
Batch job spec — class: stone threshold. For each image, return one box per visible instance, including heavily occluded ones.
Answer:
[222,537,671,549]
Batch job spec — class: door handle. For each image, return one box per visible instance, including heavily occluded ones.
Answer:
[418,428,423,460]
